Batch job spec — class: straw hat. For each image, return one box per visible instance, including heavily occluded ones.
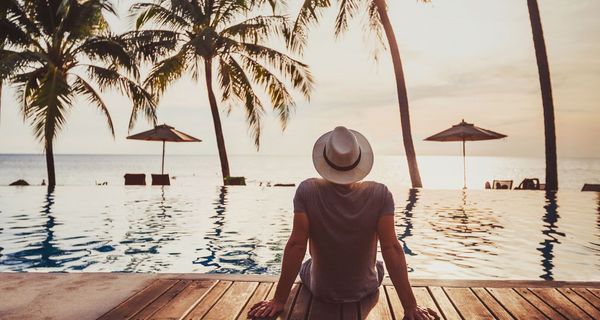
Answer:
[312,126,374,185]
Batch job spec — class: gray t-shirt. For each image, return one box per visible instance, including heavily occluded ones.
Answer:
[293,178,395,302]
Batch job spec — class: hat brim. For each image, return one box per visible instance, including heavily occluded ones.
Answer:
[312,130,374,184]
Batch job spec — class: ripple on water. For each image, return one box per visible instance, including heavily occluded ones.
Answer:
[0,186,599,280]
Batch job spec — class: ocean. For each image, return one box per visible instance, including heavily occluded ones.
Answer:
[0,154,599,280]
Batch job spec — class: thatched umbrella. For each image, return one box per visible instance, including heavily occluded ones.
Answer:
[127,124,202,174]
[425,120,507,189]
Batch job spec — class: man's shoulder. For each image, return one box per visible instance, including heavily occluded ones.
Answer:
[298,178,326,190]
[360,181,390,193]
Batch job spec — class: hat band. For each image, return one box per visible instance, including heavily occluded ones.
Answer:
[323,147,362,171]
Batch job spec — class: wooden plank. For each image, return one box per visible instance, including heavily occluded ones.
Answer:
[558,288,600,318]
[512,287,565,320]
[360,287,392,320]
[487,288,547,320]
[237,282,273,320]
[203,281,258,320]
[150,280,217,320]
[408,279,600,289]
[384,286,442,319]
[98,279,178,320]
[428,287,461,320]
[588,288,600,299]
[384,286,404,320]
[288,285,312,320]
[413,287,442,318]
[308,297,341,320]
[183,280,232,320]
[134,280,192,319]
[572,288,600,311]
[265,282,302,320]
[341,302,359,320]
[470,288,513,320]
[530,288,592,319]
[444,287,493,319]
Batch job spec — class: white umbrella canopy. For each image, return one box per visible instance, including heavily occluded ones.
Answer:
[425,120,507,188]
[127,124,202,174]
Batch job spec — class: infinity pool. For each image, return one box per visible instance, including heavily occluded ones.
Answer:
[0,186,598,280]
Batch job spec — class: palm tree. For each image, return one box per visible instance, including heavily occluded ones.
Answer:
[290,0,424,188]
[0,0,157,188]
[526,0,558,190]
[129,0,313,184]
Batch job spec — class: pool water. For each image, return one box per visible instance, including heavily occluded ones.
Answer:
[1,185,598,280]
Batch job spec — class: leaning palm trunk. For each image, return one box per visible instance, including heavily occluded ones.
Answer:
[45,139,56,187]
[527,0,558,190]
[374,0,423,188]
[204,59,231,182]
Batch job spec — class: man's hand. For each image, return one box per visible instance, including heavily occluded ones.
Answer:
[247,299,284,319]
[403,306,440,320]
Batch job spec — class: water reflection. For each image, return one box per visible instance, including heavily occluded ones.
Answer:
[37,189,57,267]
[120,187,179,271]
[3,190,58,269]
[431,190,503,255]
[195,186,228,270]
[195,186,266,273]
[1,186,598,279]
[537,191,566,280]
[397,188,418,257]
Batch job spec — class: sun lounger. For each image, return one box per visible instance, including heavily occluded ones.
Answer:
[124,174,146,185]
[515,178,542,190]
[582,183,600,192]
[492,180,513,189]
[151,174,170,186]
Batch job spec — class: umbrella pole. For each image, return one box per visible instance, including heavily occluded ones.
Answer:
[462,139,466,189]
[161,140,165,175]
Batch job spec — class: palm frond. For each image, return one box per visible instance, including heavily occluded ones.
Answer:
[130,2,190,30]
[220,15,291,45]
[71,74,114,137]
[0,49,47,81]
[22,66,72,144]
[234,41,313,99]
[61,0,114,41]
[143,48,190,97]
[289,0,331,53]
[237,54,294,128]
[74,36,140,78]
[121,30,181,63]
[84,64,157,130]
[334,0,359,37]
[219,55,264,148]
[364,0,386,60]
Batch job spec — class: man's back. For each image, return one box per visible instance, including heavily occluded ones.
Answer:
[294,178,395,302]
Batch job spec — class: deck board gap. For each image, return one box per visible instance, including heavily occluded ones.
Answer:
[468,287,500,319]
[522,288,571,320]
[483,287,520,320]
[179,280,219,319]
[426,287,447,320]
[127,279,181,320]
[203,280,235,318]
[441,287,466,320]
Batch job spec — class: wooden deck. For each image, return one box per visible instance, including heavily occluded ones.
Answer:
[98,276,600,320]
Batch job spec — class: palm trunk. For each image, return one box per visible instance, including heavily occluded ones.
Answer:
[45,139,56,187]
[204,58,231,183]
[527,0,558,190]
[374,0,423,188]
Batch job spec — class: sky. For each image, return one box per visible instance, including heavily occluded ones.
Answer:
[0,0,599,158]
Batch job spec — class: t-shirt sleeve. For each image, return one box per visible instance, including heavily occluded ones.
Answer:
[380,186,395,216]
[293,181,307,213]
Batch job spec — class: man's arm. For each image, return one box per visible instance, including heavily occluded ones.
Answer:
[248,212,309,318]
[377,215,438,320]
